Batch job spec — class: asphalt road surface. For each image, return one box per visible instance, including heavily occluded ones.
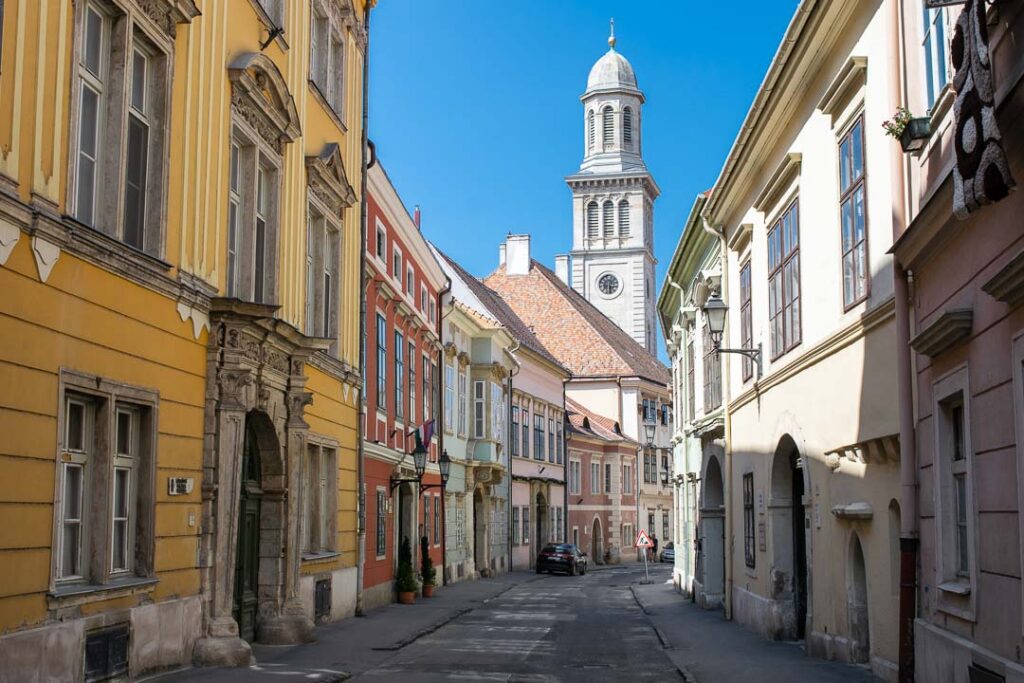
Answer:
[353,564,681,682]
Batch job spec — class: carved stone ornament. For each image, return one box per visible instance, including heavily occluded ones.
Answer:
[444,342,458,360]
[306,143,357,216]
[218,368,254,409]
[950,0,1016,218]
[287,391,315,427]
[228,54,301,155]
[457,351,471,368]
[131,0,200,38]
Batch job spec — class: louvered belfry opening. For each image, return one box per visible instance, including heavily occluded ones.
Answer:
[587,110,595,151]
[618,200,630,236]
[602,106,614,149]
[587,202,599,238]
[623,107,632,148]
[602,200,614,238]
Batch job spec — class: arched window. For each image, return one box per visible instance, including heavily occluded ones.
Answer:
[618,200,630,236]
[602,200,614,238]
[623,107,633,149]
[587,110,595,151]
[586,202,599,238]
[602,106,614,149]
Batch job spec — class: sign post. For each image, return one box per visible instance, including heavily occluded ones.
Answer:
[635,529,654,584]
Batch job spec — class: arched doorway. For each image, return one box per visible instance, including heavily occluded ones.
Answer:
[534,492,548,566]
[699,456,725,609]
[473,488,487,576]
[234,417,263,642]
[770,435,808,640]
[591,517,603,563]
[848,534,870,663]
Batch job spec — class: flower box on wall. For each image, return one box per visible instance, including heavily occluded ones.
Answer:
[900,117,932,152]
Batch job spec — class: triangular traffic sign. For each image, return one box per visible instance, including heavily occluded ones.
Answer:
[635,529,653,548]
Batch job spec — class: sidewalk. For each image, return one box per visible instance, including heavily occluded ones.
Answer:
[153,572,537,682]
[630,577,879,682]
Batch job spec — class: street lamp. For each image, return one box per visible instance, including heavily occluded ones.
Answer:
[660,466,670,487]
[643,419,656,447]
[421,449,451,492]
[390,434,433,492]
[702,293,763,380]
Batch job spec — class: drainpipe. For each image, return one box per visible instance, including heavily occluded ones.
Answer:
[354,2,372,618]
[437,279,451,585]
[504,342,521,571]
[889,0,917,679]
[702,217,732,621]
[562,380,569,544]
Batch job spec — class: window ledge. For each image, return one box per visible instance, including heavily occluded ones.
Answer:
[938,580,971,596]
[307,81,348,133]
[48,576,158,607]
[301,551,341,564]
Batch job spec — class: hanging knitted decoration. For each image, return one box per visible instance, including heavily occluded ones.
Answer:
[950,0,1015,219]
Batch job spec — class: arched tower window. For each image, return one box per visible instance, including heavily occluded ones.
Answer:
[587,110,595,152]
[618,200,630,236]
[623,107,633,149]
[602,200,614,238]
[602,106,614,149]
[587,202,599,238]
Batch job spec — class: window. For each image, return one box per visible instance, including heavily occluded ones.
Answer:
[703,321,722,411]
[420,285,427,312]
[522,505,530,546]
[591,462,600,494]
[922,6,951,110]
[434,494,441,546]
[648,512,655,535]
[604,463,612,494]
[258,0,283,26]
[534,413,545,461]
[376,314,386,409]
[57,378,156,585]
[548,418,556,463]
[473,381,485,438]
[743,473,755,568]
[839,117,868,308]
[429,299,436,326]
[73,3,168,256]
[587,109,595,151]
[768,200,801,358]
[740,261,753,381]
[375,489,386,557]
[555,507,563,543]
[432,361,440,425]
[622,464,633,494]
[511,406,520,457]
[512,506,520,545]
[305,206,340,342]
[406,264,414,296]
[663,513,669,543]
[422,494,430,545]
[602,200,614,238]
[569,460,581,495]
[945,394,970,577]
[661,404,669,426]
[587,202,599,239]
[394,331,404,420]
[392,247,401,281]
[408,341,417,424]
[309,6,345,116]
[644,453,654,484]
[556,419,564,464]
[375,222,386,261]
[521,407,530,459]
[303,443,336,554]
[623,107,633,148]
[618,200,630,237]
[491,383,504,443]
[422,355,430,430]
[458,369,468,435]
[444,363,454,430]
[226,132,278,303]
[602,105,614,149]
[686,332,695,421]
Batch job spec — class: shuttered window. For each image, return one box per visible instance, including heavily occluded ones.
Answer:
[618,200,630,236]
[602,106,613,149]
[586,202,599,238]
[602,201,614,238]
[623,107,633,148]
[587,109,595,151]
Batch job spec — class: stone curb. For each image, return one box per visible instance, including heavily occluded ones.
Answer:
[629,584,698,683]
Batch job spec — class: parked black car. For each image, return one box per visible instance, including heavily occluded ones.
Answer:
[536,544,588,576]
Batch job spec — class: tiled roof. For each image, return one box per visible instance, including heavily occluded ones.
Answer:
[433,248,567,373]
[484,261,670,384]
[565,398,636,445]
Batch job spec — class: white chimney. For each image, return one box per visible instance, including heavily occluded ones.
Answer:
[499,243,507,266]
[554,255,570,284]
[506,235,531,276]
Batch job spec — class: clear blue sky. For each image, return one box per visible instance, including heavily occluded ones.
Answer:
[368,1,798,358]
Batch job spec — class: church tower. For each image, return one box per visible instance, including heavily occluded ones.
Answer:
[563,22,659,351]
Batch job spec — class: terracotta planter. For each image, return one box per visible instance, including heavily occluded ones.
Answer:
[422,584,434,598]
[398,591,416,605]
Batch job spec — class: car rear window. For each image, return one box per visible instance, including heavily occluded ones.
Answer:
[542,544,574,553]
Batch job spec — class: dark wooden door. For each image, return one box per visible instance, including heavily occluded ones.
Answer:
[234,422,262,642]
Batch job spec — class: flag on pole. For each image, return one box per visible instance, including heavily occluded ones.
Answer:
[418,419,435,447]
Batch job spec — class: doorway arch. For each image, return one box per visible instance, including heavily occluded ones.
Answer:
[848,533,870,663]
[698,455,725,609]
[591,516,603,563]
[769,434,808,640]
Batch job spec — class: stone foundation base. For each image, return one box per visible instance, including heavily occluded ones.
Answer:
[257,611,316,645]
[693,578,723,610]
[731,584,795,640]
[192,635,254,668]
[916,618,1024,683]
[361,580,396,612]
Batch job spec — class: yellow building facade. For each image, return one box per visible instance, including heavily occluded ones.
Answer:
[0,0,369,679]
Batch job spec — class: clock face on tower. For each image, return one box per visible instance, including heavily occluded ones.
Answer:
[597,273,620,297]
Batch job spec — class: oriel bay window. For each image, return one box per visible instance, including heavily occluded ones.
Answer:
[444,362,454,430]
[72,1,170,256]
[839,117,868,308]
[767,200,801,358]
[55,372,157,588]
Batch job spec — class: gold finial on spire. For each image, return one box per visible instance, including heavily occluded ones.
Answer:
[608,18,616,48]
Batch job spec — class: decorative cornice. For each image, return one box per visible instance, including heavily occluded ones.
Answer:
[306,143,356,216]
[910,309,973,358]
[753,152,801,214]
[824,433,899,470]
[817,55,868,118]
[728,223,753,255]
[831,502,873,520]
[228,53,301,154]
[982,248,1024,307]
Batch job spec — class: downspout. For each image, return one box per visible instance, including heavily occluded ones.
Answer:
[354,1,372,618]
[562,380,569,544]
[889,0,917,679]
[703,216,732,621]
[437,279,452,586]
[504,342,521,571]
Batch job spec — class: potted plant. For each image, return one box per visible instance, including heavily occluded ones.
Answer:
[883,106,931,153]
[420,535,436,598]
[396,537,418,604]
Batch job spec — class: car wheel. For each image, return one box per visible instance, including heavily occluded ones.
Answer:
[569,562,577,577]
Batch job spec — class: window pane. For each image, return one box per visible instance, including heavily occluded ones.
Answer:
[123,115,149,250]
[84,7,103,76]
[841,198,853,253]
[62,521,81,577]
[851,121,863,179]
[77,86,100,225]
[854,185,866,245]
[131,49,146,113]
[67,401,85,451]
[839,138,851,192]
[114,467,129,517]
[62,464,83,577]
[116,410,131,456]
[64,464,83,519]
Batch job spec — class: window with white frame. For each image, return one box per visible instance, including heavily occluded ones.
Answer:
[458,369,468,435]
[376,314,386,409]
[534,412,545,461]
[512,506,520,544]
[408,341,417,424]
[227,131,279,303]
[375,221,386,262]
[393,246,402,282]
[768,200,801,358]
[839,116,868,308]
[444,362,454,430]
[587,109,595,152]
[922,5,951,111]
[422,494,430,545]
[433,493,440,546]
[569,460,581,495]
[73,1,169,256]
[394,330,404,420]
[56,375,156,586]
[309,3,345,117]
[511,405,520,457]
[740,261,753,381]
[375,488,386,557]
[521,406,530,459]
[622,463,633,494]
[406,264,414,296]
[305,204,340,344]
[473,380,485,438]
[604,463,611,493]
[590,462,601,494]
[522,505,530,546]
[491,382,504,442]
[556,418,564,464]
[429,299,436,326]
[420,284,427,312]
[303,442,336,555]
[422,354,430,424]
